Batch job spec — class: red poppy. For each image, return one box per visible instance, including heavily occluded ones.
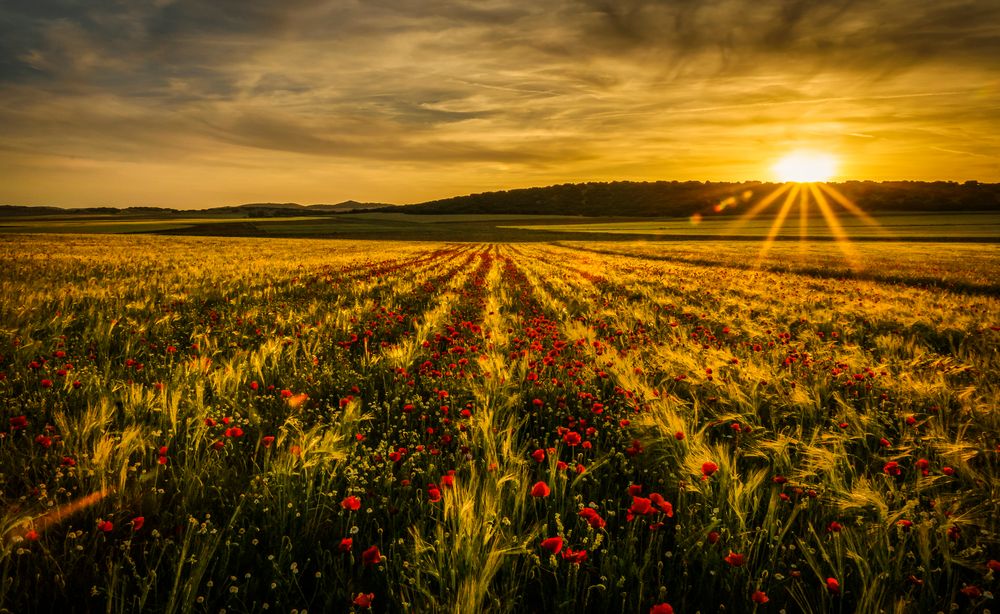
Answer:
[531,449,546,463]
[361,545,382,566]
[650,603,674,614]
[707,530,721,544]
[826,577,840,594]
[628,484,643,496]
[540,536,563,554]
[960,585,982,598]
[883,461,901,476]
[211,440,224,450]
[341,495,361,511]
[563,432,582,446]
[674,431,685,440]
[702,461,719,477]
[649,493,673,517]
[9,415,27,430]
[530,481,550,498]
[352,593,374,608]
[339,537,353,552]
[97,520,114,533]
[25,529,39,541]
[751,590,769,604]
[579,507,606,529]
[561,548,587,564]
[131,517,144,531]
[427,487,442,502]
[828,521,842,532]
[440,474,455,489]
[989,559,1000,572]
[724,552,745,567]
[40,379,53,388]
[35,435,52,448]
[262,436,275,448]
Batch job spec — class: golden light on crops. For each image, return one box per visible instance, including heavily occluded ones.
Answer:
[719,151,890,270]
[772,151,838,183]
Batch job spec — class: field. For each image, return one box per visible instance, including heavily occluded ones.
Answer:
[1,233,999,613]
[3,211,998,243]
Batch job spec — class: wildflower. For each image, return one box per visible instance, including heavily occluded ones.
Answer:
[338,538,353,552]
[361,545,382,566]
[650,603,674,614]
[707,530,721,544]
[724,552,745,567]
[530,481,550,498]
[531,449,546,463]
[828,521,843,533]
[40,379,53,388]
[628,484,643,496]
[561,548,587,564]
[427,487,442,502]
[563,432,582,446]
[132,517,144,531]
[702,461,719,478]
[579,507,606,529]
[540,536,563,554]
[826,577,840,594]
[674,431,685,440]
[959,585,982,598]
[988,559,1000,572]
[882,461,901,476]
[751,590,769,604]
[352,593,374,608]
[9,415,27,430]
[341,496,361,511]
[35,435,52,448]
[262,436,275,448]
[97,520,113,533]
[25,529,39,541]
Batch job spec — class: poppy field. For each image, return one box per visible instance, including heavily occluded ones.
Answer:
[1,234,998,613]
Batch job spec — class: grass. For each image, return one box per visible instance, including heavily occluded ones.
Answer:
[0,233,997,613]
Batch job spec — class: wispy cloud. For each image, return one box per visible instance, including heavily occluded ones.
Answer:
[0,0,998,207]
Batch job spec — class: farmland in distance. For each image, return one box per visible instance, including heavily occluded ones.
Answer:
[0,233,998,613]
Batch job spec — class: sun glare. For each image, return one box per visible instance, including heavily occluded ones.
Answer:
[772,151,838,183]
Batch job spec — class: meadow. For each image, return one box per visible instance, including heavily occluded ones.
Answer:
[0,233,998,613]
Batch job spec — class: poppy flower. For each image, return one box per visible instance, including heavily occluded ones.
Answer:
[628,484,643,496]
[427,487,442,502]
[25,529,39,541]
[702,461,719,477]
[674,431,685,440]
[563,432,582,446]
[650,603,674,614]
[707,530,721,544]
[440,474,455,489]
[530,481,550,498]
[988,559,1000,572]
[531,449,546,463]
[211,440,224,450]
[338,537,353,552]
[9,415,27,430]
[35,435,52,448]
[361,545,382,566]
[131,517,144,531]
[826,577,840,594]
[751,590,769,604]
[352,593,374,608]
[882,461,901,476]
[649,493,673,516]
[579,507,606,529]
[341,496,361,511]
[561,548,587,564]
[97,520,114,533]
[959,585,981,598]
[828,521,842,532]
[724,552,745,567]
[262,436,275,448]
[540,536,563,554]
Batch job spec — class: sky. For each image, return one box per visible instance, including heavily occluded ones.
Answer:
[1,0,998,208]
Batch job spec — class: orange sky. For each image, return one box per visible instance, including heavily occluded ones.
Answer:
[1,1,998,208]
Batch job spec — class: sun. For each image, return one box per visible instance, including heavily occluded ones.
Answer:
[772,151,838,183]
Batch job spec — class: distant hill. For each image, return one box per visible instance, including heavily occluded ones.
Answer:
[0,200,393,218]
[385,180,1000,217]
[4,181,999,219]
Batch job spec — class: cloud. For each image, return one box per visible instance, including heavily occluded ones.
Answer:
[0,0,998,206]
